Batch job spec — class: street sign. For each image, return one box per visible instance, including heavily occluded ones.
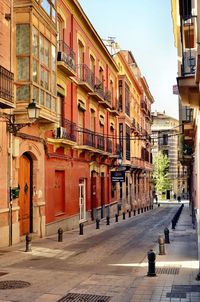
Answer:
[111,170,125,182]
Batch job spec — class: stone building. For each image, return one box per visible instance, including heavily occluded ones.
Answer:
[151,111,188,199]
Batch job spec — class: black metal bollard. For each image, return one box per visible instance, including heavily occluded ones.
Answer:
[123,212,126,220]
[144,207,146,212]
[158,236,165,255]
[158,203,160,207]
[115,214,118,222]
[25,233,32,252]
[128,210,131,218]
[147,249,156,277]
[172,218,176,230]
[58,227,63,242]
[138,209,140,214]
[164,227,170,244]
[133,209,136,216]
[79,223,84,235]
[96,218,100,229]
[141,208,143,213]
[147,206,149,211]
[106,216,110,225]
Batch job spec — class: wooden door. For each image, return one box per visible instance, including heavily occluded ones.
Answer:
[18,155,31,236]
[54,170,65,214]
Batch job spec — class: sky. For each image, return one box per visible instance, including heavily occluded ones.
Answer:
[79,0,179,119]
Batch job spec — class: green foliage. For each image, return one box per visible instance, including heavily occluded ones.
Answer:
[153,151,172,194]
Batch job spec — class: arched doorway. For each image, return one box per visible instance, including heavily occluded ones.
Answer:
[18,153,33,236]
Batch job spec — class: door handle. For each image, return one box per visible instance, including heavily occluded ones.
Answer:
[24,183,28,193]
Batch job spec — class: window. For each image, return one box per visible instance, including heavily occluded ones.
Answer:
[41,0,56,22]
[16,24,30,86]
[163,134,168,145]
[163,150,169,157]
[126,125,130,160]
[118,80,123,111]
[119,123,123,158]
[125,83,130,116]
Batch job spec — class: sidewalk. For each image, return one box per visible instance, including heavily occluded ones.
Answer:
[128,204,200,302]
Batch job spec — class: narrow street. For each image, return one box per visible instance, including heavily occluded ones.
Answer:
[0,205,181,302]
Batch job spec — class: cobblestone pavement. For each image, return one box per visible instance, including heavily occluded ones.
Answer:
[0,204,199,302]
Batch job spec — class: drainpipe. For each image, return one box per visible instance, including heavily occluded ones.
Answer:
[8,131,13,246]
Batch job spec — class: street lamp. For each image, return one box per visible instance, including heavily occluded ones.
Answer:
[6,99,40,134]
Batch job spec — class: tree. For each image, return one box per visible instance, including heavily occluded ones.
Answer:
[153,151,171,195]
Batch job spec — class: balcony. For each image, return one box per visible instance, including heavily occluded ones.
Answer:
[109,98,120,116]
[179,139,194,165]
[90,77,104,101]
[131,157,145,170]
[77,64,94,92]
[0,65,14,108]
[106,139,113,153]
[48,119,77,147]
[177,75,199,107]
[141,100,147,113]
[57,40,76,77]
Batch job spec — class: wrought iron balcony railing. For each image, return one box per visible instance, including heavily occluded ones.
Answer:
[77,64,94,88]
[107,139,113,153]
[0,65,14,103]
[57,40,76,72]
[97,134,105,151]
[62,119,77,141]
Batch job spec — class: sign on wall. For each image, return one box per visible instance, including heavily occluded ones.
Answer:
[111,171,125,182]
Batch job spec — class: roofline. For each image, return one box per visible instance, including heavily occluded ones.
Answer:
[73,0,119,72]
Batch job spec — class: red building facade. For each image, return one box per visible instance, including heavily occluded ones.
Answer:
[45,0,119,234]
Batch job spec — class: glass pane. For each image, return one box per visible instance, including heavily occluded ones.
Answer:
[44,39,50,67]
[44,69,49,90]
[52,45,56,71]
[40,90,44,105]
[41,0,50,16]
[52,8,56,23]
[17,57,29,80]
[32,27,39,58]
[33,86,39,102]
[46,93,51,108]
[40,67,44,88]
[52,97,56,112]
[16,85,30,101]
[40,36,44,64]
[51,72,56,94]
[16,24,30,55]
[33,59,38,82]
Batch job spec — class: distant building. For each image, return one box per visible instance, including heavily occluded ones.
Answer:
[151,112,188,199]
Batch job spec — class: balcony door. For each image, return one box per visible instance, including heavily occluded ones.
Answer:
[78,109,84,144]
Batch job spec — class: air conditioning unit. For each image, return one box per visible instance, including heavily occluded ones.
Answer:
[183,49,196,75]
[53,127,67,139]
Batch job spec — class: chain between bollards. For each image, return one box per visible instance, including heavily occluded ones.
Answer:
[25,233,32,252]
